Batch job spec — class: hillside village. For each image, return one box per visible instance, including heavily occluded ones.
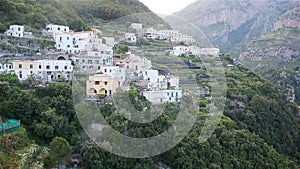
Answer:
[0,23,220,104]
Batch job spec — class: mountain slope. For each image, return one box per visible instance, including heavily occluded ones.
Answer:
[173,0,298,55]
[0,0,151,32]
[238,6,300,104]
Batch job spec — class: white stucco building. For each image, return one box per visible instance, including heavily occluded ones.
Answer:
[170,46,200,56]
[97,66,126,83]
[131,23,143,29]
[46,24,70,36]
[0,62,14,74]
[125,33,137,43]
[54,30,94,54]
[198,48,220,56]
[12,60,73,83]
[72,37,114,71]
[114,54,152,75]
[143,89,182,104]
[5,25,24,37]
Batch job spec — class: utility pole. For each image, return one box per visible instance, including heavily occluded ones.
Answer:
[0,116,19,169]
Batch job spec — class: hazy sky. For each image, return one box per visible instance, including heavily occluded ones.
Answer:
[138,0,198,15]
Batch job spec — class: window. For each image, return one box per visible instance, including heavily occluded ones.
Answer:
[88,60,92,64]
[46,65,50,69]
[95,60,99,64]
[19,74,22,78]
[95,81,100,85]
[18,64,22,68]
[30,64,33,69]
[82,59,85,63]
[64,66,67,70]
[39,65,42,69]
[76,59,79,63]
[64,28,67,31]
[109,90,112,95]
[127,66,129,69]
[18,27,20,31]
[58,27,60,30]
[104,82,108,85]
[67,37,69,40]
[55,66,59,69]
[67,45,70,48]
[104,69,107,73]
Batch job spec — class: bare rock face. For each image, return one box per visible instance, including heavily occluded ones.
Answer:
[274,7,300,30]
[174,0,297,53]
[237,6,300,68]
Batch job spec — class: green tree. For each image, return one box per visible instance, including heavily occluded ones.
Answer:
[48,137,72,167]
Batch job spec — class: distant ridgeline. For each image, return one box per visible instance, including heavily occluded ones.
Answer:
[0,119,21,135]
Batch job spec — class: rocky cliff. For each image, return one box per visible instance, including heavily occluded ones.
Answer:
[274,6,300,30]
[174,0,298,54]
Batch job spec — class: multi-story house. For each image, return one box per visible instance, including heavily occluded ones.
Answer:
[86,74,122,96]
[125,33,137,43]
[12,60,73,83]
[5,25,24,37]
[72,37,114,71]
[0,62,13,74]
[46,24,70,36]
[143,90,182,104]
[54,30,94,54]
[12,60,38,80]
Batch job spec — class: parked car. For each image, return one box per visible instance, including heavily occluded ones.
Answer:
[15,53,24,57]
[24,51,34,56]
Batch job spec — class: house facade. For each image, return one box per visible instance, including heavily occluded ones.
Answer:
[54,30,94,54]
[12,60,73,82]
[72,37,114,71]
[12,60,38,80]
[46,24,70,36]
[143,89,182,104]
[5,25,24,37]
[0,62,13,74]
[131,23,143,29]
[125,33,137,43]
[198,48,220,56]
[86,74,122,96]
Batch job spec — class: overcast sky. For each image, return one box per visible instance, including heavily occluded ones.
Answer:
[139,0,198,15]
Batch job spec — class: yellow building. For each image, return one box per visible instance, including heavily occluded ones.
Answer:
[86,74,121,96]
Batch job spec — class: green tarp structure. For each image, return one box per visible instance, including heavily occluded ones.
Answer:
[0,119,20,136]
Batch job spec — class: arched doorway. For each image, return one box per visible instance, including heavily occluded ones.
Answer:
[89,88,97,94]
[57,56,66,60]
[99,88,107,95]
